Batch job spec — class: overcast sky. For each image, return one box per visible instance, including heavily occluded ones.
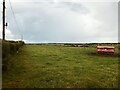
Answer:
[0,0,119,43]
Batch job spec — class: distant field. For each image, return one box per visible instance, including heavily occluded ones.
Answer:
[2,44,119,88]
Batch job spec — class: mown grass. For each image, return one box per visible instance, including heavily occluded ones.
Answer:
[2,44,119,88]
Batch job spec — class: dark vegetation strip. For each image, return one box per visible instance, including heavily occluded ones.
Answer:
[2,40,24,71]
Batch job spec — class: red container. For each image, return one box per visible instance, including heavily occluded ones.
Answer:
[97,46,115,53]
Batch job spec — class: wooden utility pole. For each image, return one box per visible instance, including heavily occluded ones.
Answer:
[3,0,5,40]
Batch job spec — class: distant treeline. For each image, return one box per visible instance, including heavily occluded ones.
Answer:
[2,40,24,59]
[64,43,120,48]
[26,43,119,48]
[26,43,119,45]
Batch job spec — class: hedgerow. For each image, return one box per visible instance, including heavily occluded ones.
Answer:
[2,40,24,71]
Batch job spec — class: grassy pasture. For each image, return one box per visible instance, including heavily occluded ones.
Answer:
[2,44,119,88]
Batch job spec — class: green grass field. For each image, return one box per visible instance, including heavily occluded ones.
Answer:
[2,44,119,88]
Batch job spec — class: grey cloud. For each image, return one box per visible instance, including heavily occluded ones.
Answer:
[118,1,120,42]
[5,1,118,43]
[60,2,90,14]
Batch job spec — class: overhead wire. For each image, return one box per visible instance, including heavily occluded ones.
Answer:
[8,0,23,40]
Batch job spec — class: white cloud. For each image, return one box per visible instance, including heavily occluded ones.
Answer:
[0,24,14,40]
[0,25,2,39]
[7,0,119,2]
[3,1,118,43]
